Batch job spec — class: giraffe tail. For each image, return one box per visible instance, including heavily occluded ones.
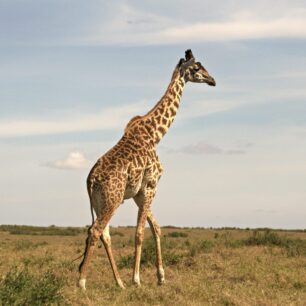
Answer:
[72,195,95,265]
[86,175,96,226]
[88,196,94,226]
[73,177,96,266]
[71,252,85,263]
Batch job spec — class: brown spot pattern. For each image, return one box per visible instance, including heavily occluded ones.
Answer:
[78,57,198,289]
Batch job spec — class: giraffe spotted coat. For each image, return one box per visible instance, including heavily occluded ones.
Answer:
[78,49,216,290]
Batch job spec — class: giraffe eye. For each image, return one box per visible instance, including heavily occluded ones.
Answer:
[194,66,200,72]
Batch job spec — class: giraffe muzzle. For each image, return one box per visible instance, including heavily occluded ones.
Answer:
[207,76,216,86]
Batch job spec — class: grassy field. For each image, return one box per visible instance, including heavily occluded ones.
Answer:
[0,225,305,305]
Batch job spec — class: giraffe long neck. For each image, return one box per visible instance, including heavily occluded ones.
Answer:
[144,67,185,145]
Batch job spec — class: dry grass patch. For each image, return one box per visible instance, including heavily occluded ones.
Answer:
[0,226,305,305]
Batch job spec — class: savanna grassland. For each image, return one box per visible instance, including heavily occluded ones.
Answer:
[0,225,305,305]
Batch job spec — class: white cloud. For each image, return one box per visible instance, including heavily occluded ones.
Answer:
[181,142,224,155]
[0,103,143,138]
[181,98,243,120]
[82,4,172,46]
[44,151,90,170]
[157,17,306,44]
[254,209,277,214]
[166,142,246,155]
[179,83,306,122]
[82,4,306,46]
[3,2,306,47]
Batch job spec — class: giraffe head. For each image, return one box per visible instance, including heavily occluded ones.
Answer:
[179,49,216,86]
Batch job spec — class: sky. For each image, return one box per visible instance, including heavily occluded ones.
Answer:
[0,0,306,228]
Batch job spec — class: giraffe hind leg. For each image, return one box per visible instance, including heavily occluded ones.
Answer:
[79,190,124,290]
[78,226,91,273]
[79,194,111,290]
[78,218,105,290]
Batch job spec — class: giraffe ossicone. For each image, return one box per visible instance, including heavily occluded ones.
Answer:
[78,49,216,289]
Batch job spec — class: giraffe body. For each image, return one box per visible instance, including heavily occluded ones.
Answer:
[88,136,163,214]
[78,49,216,289]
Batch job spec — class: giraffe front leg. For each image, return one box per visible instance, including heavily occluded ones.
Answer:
[133,205,149,286]
[147,212,165,285]
[100,224,125,289]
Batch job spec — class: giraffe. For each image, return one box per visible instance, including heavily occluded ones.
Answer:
[78,49,216,290]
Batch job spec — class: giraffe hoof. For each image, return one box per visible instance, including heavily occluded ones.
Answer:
[157,269,165,285]
[133,275,141,287]
[133,280,141,287]
[78,278,86,290]
[158,278,165,286]
[117,280,126,289]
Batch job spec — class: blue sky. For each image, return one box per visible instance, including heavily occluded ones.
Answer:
[1,0,306,228]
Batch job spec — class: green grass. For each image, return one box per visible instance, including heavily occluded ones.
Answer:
[0,225,305,305]
[0,224,85,236]
[14,240,48,251]
[242,229,306,256]
[119,238,182,269]
[0,266,66,306]
[165,231,188,238]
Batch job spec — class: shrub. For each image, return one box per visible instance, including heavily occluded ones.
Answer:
[0,266,66,305]
[166,231,188,238]
[284,239,306,257]
[199,239,215,252]
[293,281,305,290]
[242,230,306,256]
[189,246,198,257]
[244,230,284,247]
[118,254,134,269]
[0,224,85,236]
[119,238,157,269]
[225,239,243,248]
[164,252,181,265]
[184,239,191,247]
[188,239,215,257]
[119,238,182,269]
[22,254,54,268]
[14,240,48,251]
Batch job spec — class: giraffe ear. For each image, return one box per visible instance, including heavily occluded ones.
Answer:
[185,49,194,60]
